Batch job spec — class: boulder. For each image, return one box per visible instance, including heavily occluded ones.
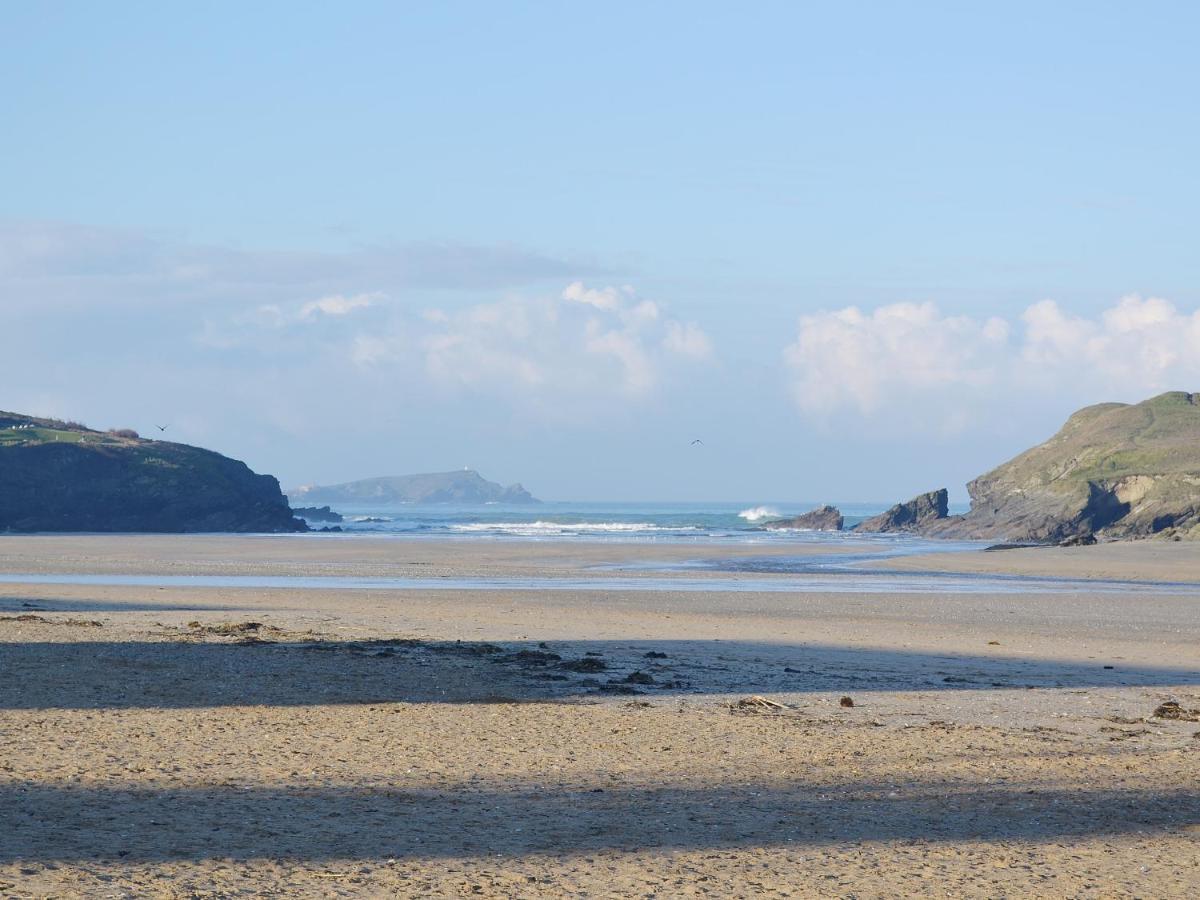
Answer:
[292,505,344,523]
[761,505,844,531]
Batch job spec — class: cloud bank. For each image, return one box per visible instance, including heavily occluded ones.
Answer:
[0,220,602,312]
[9,218,1195,459]
[355,282,713,408]
[784,295,1200,430]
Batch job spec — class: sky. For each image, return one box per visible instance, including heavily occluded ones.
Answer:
[3,1,1199,503]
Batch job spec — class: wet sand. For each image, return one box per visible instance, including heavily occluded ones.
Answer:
[1,537,1198,897]
[882,539,1200,583]
[0,533,857,578]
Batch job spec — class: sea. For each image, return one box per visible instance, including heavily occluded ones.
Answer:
[300,501,955,543]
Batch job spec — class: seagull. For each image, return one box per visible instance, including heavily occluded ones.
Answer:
[155,424,169,433]
[691,439,703,446]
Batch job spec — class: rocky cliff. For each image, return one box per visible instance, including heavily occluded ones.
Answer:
[289,469,539,506]
[926,392,1200,542]
[761,505,844,531]
[0,413,305,533]
[855,489,948,533]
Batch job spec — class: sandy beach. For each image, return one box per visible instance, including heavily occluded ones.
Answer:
[12,3,1200,896]
[2,536,1199,897]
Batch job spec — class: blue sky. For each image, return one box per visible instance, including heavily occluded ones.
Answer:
[3,2,1199,502]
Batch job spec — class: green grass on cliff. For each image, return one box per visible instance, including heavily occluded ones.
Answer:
[983,391,1200,489]
[0,410,302,533]
[0,427,90,445]
[0,420,230,480]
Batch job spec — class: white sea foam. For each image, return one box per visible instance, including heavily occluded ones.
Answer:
[449,521,693,536]
[737,506,780,522]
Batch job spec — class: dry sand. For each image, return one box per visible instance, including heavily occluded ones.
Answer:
[1,536,1199,897]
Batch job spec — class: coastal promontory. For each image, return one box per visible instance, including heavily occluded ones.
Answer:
[936,391,1200,542]
[0,413,306,533]
[289,469,539,506]
[875,391,1200,543]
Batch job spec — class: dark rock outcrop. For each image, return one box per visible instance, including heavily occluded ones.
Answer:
[854,489,948,533]
[292,505,344,523]
[761,505,844,531]
[1059,532,1097,547]
[0,412,305,533]
[926,391,1200,542]
[289,470,540,505]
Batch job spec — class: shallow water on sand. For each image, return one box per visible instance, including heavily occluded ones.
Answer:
[3,569,1198,595]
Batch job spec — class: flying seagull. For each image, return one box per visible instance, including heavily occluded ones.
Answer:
[691,439,703,445]
[155,424,169,433]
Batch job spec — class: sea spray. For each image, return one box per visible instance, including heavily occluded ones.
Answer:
[737,506,780,523]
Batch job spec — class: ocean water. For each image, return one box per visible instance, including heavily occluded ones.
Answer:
[301,501,954,542]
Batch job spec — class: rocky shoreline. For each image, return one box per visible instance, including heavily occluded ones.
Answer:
[769,392,1200,544]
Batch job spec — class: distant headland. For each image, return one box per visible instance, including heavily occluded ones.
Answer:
[288,470,540,506]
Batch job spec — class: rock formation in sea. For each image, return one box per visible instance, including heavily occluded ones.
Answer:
[0,412,306,533]
[854,489,948,533]
[922,391,1200,542]
[760,505,844,531]
[292,505,344,523]
[288,469,539,506]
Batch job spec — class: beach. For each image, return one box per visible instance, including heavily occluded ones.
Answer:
[2,536,1199,897]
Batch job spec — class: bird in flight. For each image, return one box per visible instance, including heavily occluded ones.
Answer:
[691,438,703,445]
[155,424,169,433]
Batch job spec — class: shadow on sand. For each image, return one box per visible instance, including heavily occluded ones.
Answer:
[0,595,242,614]
[1,780,1197,862]
[2,632,1199,710]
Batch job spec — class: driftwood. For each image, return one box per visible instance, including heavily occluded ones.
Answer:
[732,695,786,711]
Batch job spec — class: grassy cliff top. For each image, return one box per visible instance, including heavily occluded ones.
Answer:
[0,412,147,449]
[0,411,278,486]
[0,410,303,533]
[976,391,1200,490]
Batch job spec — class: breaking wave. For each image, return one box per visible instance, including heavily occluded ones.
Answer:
[737,506,780,522]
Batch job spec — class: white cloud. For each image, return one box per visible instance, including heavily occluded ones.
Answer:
[784,301,1009,417]
[193,279,711,422]
[353,283,713,406]
[196,293,386,349]
[584,327,655,393]
[784,295,1200,430]
[1020,296,1200,386]
[421,297,550,389]
[350,333,403,367]
[663,319,714,360]
[298,292,378,320]
[562,281,627,311]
